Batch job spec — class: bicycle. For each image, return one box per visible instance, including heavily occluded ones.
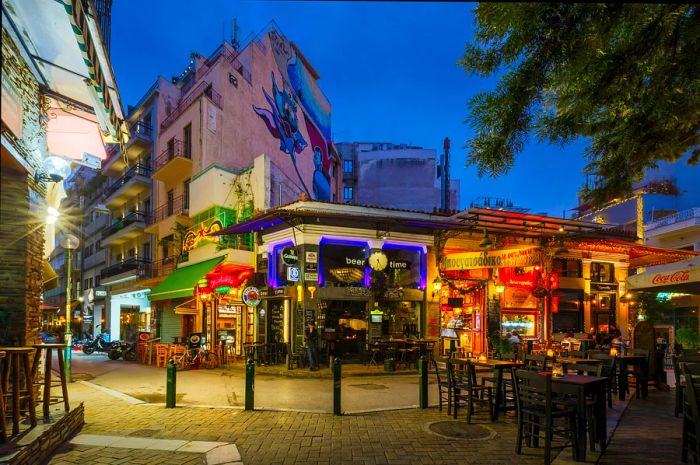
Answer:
[169,345,220,370]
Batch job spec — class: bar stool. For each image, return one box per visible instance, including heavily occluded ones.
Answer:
[0,351,6,443]
[32,344,70,417]
[0,347,37,435]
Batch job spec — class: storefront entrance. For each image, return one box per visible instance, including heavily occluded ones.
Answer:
[120,305,148,342]
[323,300,368,360]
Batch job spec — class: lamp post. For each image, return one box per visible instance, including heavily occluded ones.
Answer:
[60,233,80,383]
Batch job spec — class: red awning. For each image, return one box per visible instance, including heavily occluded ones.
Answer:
[200,263,254,293]
[569,238,699,268]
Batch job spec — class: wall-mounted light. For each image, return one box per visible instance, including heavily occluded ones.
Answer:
[495,284,505,294]
[432,277,443,298]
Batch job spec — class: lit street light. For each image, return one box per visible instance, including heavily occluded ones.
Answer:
[59,233,80,382]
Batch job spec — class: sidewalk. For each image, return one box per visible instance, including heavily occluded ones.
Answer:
[597,386,684,465]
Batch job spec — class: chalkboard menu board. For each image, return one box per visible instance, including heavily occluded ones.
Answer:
[305,309,316,324]
[268,303,283,343]
[295,307,305,348]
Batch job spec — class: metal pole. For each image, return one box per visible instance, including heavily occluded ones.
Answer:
[419,355,428,409]
[332,357,341,416]
[166,359,176,408]
[64,248,72,383]
[245,357,255,410]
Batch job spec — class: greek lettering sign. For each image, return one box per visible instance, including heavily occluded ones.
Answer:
[442,247,541,271]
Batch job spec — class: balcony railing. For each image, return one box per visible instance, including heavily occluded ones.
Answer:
[100,258,152,281]
[103,163,152,199]
[129,120,152,139]
[646,208,700,232]
[148,195,189,225]
[102,211,149,239]
[149,256,179,278]
[154,140,191,172]
[161,81,221,131]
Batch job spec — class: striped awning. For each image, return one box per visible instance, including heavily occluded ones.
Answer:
[61,0,128,145]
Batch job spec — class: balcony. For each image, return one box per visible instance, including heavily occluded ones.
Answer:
[149,256,178,279]
[160,81,221,131]
[100,258,152,285]
[125,120,152,153]
[103,164,152,209]
[645,208,700,239]
[82,249,107,271]
[84,212,109,236]
[101,211,149,245]
[144,195,190,234]
[152,140,192,183]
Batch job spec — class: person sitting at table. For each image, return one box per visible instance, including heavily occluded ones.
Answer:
[561,332,577,349]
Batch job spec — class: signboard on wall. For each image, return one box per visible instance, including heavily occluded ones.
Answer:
[442,247,541,270]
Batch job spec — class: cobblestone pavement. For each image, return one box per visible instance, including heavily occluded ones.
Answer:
[46,381,549,465]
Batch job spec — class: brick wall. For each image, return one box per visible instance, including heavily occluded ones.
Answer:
[8,404,85,465]
[1,27,47,347]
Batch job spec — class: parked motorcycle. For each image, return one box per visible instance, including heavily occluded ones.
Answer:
[82,330,118,355]
[107,341,137,361]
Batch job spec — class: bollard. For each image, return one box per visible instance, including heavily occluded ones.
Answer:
[332,357,342,416]
[245,357,255,411]
[419,355,428,409]
[166,359,176,408]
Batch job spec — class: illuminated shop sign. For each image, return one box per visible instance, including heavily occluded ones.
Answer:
[442,247,541,270]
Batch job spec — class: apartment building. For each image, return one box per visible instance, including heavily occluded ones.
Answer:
[145,23,341,349]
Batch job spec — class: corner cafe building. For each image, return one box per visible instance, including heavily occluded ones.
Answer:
[214,201,695,360]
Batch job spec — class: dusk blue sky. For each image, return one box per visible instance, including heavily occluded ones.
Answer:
[111,1,604,217]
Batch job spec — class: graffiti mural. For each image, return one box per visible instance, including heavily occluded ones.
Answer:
[253,72,310,194]
[255,29,334,201]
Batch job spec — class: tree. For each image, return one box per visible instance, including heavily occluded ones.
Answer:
[461,4,700,207]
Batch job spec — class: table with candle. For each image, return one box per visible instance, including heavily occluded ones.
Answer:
[456,355,523,420]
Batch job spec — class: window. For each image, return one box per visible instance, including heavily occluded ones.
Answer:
[183,124,192,158]
[142,242,151,260]
[84,279,89,290]
[552,258,582,278]
[167,138,175,159]
[590,262,615,283]
[89,277,93,289]
[95,276,100,287]
[140,151,151,169]
[183,178,190,210]
[552,290,583,333]
[343,160,353,173]
[343,186,353,201]
[167,189,174,216]
[128,248,136,259]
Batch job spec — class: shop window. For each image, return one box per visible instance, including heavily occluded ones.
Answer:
[552,290,583,334]
[319,242,367,287]
[590,262,615,283]
[382,246,423,289]
[552,258,582,278]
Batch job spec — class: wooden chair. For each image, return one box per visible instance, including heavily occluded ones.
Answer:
[590,353,618,408]
[155,344,169,368]
[433,356,452,414]
[448,359,493,424]
[136,343,148,364]
[524,354,549,372]
[169,344,186,368]
[626,348,650,398]
[682,372,700,463]
[0,347,37,436]
[676,356,700,417]
[513,369,578,465]
[0,351,5,443]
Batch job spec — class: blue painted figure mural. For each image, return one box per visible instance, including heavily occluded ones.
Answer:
[312,147,330,201]
[253,72,307,158]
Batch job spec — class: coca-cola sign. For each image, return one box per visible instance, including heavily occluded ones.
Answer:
[651,270,690,285]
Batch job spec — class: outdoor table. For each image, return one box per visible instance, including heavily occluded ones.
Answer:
[406,339,436,358]
[549,373,607,462]
[559,357,602,373]
[457,358,523,420]
[617,355,649,400]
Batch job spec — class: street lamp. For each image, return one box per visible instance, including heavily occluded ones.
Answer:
[60,233,80,383]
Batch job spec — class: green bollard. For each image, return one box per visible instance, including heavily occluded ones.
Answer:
[332,357,342,416]
[166,359,176,408]
[419,355,428,409]
[245,357,255,411]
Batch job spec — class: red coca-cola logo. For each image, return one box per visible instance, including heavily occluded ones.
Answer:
[651,270,690,284]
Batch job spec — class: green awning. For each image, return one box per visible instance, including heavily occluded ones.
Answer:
[148,256,225,302]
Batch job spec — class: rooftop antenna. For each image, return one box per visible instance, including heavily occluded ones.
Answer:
[231,18,240,51]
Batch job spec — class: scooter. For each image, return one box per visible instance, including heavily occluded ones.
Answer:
[82,330,118,355]
[107,341,137,361]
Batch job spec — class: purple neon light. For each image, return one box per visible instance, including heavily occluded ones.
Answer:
[382,242,427,290]
[268,240,293,288]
